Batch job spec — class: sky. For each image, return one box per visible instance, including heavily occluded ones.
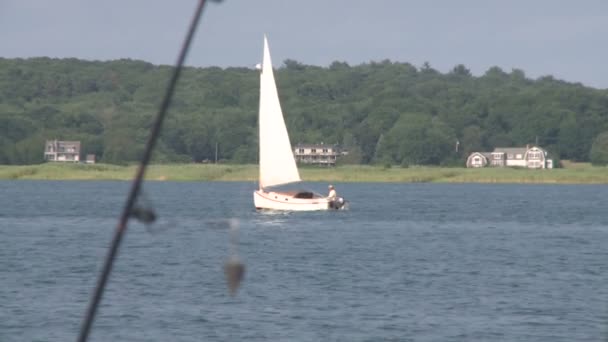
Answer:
[1,0,607,89]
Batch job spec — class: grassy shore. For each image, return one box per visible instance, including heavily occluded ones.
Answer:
[1,162,607,184]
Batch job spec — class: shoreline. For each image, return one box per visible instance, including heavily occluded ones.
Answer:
[1,163,607,184]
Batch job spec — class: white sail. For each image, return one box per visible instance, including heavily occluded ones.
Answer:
[258,35,301,188]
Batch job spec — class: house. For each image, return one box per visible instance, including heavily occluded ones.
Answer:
[466,152,491,168]
[293,143,341,166]
[466,145,552,169]
[44,140,81,162]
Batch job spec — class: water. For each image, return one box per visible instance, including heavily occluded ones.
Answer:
[1,181,608,341]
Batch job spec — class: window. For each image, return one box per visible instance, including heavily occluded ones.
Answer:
[311,149,316,153]
[294,192,314,199]
[516,154,522,159]
[323,149,328,153]
[298,148,304,153]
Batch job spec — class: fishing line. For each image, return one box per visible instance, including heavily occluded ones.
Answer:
[77,1,218,341]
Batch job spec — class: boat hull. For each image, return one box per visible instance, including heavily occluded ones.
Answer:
[254,190,332,211]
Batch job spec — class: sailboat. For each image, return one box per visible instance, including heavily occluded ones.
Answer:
[253,36,346,211]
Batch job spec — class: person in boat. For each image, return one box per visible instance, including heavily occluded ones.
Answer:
[327,185,337,200]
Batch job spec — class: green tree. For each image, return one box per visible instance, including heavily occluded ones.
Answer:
[460,125,485,157]
[590,131,608,165]
[1,56,607,166]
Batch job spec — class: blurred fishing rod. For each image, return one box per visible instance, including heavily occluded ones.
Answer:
[77,1,224,341]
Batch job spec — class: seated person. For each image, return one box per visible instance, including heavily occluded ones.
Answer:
[327,185,337,200]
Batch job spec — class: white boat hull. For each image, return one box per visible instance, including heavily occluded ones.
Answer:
[254,190,332,211]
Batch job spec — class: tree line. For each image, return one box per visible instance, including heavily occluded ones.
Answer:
[1,57,608,166]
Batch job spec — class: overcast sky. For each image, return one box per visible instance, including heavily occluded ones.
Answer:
[1,0,607,88]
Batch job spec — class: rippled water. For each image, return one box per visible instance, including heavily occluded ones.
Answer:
[1,181,608,341]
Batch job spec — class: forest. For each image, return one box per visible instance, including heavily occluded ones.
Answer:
[1,57,608,166]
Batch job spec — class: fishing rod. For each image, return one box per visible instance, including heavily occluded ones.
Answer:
[77,1,223,341]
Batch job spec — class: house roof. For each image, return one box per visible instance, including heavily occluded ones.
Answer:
[46,140,81,145]
[526,146,547,153]
[468,152,489,158]
[294,143,339,149]
[45,140,81,152]
[466,152,492,163]
[493,147,527,154]
[59,141,81,146]
[468,146,549,158]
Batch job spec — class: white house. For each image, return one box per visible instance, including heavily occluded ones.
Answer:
[44,140,81,162]
[293,143,342,166]
[467,146,552,169]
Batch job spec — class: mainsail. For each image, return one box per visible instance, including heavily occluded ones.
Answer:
[258,35,301,188]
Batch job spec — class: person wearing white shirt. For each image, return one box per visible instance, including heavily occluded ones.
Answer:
[327,184,337,200]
